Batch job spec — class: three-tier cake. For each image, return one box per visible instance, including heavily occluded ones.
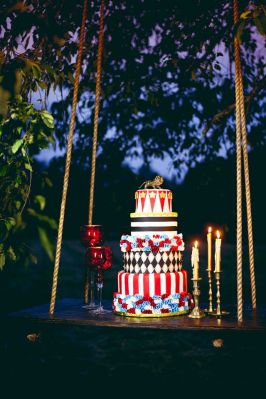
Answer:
[113,178,193,317]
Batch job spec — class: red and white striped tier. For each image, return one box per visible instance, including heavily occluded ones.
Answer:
[134,189,173,213]
[117,270,188,297]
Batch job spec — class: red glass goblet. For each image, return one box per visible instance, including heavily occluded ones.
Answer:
[86,246,112,313]
[81,226,102,310]
[80,225,103,247]
[86,246,106,267]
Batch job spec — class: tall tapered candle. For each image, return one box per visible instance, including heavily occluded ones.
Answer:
[191,241,199,279]
[207,227,212,271]
[214,230,222,272]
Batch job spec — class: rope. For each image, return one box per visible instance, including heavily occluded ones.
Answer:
[233,0,243,323]
[88,0,105,225]
[237,61,257,309]
[49,0,88,316]
[84,0,105,303]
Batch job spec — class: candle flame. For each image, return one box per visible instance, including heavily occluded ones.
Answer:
[195,240,198,248]
[216,230,220,239]
[208,227,212,233]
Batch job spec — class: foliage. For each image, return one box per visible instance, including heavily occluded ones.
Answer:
[1,1,265,174]
[51,0,266,174]
[235,3,266,40]
[0,96,57,269]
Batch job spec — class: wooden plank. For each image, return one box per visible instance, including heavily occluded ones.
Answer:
[7,299,266,331]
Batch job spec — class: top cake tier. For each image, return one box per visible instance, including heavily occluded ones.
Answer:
[133,189,174,214]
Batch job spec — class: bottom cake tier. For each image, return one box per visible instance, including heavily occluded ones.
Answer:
[113,270,194,317]
[113,292,194,317]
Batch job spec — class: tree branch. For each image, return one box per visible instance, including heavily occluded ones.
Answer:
[202,75,266,135]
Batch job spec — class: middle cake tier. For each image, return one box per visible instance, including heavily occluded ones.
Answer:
[123,250,183,273]
[130,213,178,237]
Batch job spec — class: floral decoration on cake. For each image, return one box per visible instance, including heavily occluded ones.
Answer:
[120,233,185,252]
[113,292,194,316]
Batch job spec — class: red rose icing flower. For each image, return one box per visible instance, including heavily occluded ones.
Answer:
[142,309,152,314]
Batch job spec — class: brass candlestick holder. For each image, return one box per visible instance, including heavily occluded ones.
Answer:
[209,271,230,317]
[205,269,213,313]
[188,278,205,319]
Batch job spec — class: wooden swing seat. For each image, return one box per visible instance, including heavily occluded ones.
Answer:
[8,299,266,331]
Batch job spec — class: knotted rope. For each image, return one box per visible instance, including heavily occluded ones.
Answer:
[233,0,257,321]
[239,73,256,309]
[84,0,105,303]
[88,0,105,225]
[49,0,88,315]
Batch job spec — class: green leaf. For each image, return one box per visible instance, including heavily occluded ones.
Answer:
[15,95,23,102]
[40,110,54,129]
[15,201,21,210]
[254,15,266,37]
[27,208,58,229]
[11,139,24,154]
[7,246,16,262]
[240,10,252,20]
[234,20,245,42]
[25,163,33,172]
[44,177,53,187]
[29,254,38,264]
[37,227,54,262]
[38,81,48,90]
[5,217,16,230]
[0,164,8,177]
[68,72,75,85]
[32,65,41,79]
[0,252,5,270]
[34,195,46,210]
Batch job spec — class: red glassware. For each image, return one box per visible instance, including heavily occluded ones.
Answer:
[102,246,112,270]
[85,246,112,314]
[86,246,105,267]
[86,246,112,270]
[80,225,103,247]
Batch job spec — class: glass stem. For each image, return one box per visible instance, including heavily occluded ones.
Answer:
[89,269,95,306]
[98,285,103,309]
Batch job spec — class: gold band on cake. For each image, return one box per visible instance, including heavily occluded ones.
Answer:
[130,212,178,218]
[114,309,190,317]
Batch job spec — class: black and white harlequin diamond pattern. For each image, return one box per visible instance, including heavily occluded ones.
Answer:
[123,251,183,273]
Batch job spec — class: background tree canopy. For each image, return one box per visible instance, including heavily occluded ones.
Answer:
[0,0,266,269]
[1,1,266,165]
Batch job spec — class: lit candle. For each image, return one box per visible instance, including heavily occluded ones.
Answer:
[191,241,200,279]
[214,230,222,272]
[207,227,212,271]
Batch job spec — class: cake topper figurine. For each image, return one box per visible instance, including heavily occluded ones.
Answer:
[139,175,164,189]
